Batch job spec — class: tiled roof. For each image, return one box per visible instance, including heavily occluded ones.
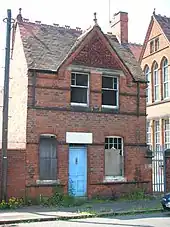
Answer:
[17,20,146,82]
[18,21,82,71]
[154,14,170,41]
[127,43,142,61]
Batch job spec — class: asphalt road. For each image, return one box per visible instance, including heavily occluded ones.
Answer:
[2,212,170,227]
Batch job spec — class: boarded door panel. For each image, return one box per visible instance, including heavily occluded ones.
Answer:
[39,137,57,180]
[105,148,121,176]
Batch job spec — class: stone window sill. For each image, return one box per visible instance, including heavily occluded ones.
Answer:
[36,180,60,185]
[103,176,127,183]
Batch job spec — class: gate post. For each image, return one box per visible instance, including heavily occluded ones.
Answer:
[164,149,170,194]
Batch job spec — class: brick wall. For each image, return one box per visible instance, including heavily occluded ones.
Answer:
[24,68,151,198]
[0,150,26,199]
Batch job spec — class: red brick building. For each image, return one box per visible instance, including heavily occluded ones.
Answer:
[0,10,152,199]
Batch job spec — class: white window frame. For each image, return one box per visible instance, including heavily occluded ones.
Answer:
[104,136,125,182]
[146,121,152,150]
[153,63,159,101]
[71,72,89,107]
[154,120,160,151]
[102,75,119,109]
[164,119,170,149]
[162,58,169,99]
[145,66,151,103]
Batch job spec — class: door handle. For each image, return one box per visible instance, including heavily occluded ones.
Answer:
[75,157,78,165]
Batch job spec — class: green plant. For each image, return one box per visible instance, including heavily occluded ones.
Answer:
[0,197,23,210]
[121,188,147,201]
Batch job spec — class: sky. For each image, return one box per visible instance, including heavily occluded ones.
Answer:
[0,0,170,86]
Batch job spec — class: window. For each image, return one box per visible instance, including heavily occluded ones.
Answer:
[105,137,123,179]
[39,135,57,180]
[154,120,160,151]
[162,58,169,99]
[102,76,118,108]
[144,66,151,103]
[146,121,152,150]
[164,119,170,149]
[155,38,159,51]
[150,41,154,54]
[71,72,89,106]
[153,62,159,101]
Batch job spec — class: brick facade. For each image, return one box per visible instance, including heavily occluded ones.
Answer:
[23,67,151,198]
[0,15,152,200]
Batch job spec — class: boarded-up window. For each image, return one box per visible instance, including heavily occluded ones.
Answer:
[39,135,57,180]
[105,137,123,177]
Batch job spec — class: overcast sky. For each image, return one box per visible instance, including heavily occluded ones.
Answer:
[0,0,169,86]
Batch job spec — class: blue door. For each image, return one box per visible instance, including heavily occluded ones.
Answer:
[69,146,87,197]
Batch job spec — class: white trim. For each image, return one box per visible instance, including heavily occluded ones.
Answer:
[153,63,160,102]
[102,75,119,108]
[102,105,118,109]
[105,136,124,155]
[162,59,169,99]
[71,72,89,106]
[36,180,60,185]
[71,102,88,107]
[40,134,56,138]
[104,176,126,182]
[66,132,93,144]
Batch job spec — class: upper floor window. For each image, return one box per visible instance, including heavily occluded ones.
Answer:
[105,137,123,180]
[153,62,159,101]
[71,72,89,106]
[155,38,159,51]
[144,66,151,103]
[150,41,154,54]
[162,58,169,99]
[102,76,118,108]
[39,134,57,180]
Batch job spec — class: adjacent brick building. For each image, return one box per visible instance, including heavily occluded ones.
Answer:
[0,10,151,199]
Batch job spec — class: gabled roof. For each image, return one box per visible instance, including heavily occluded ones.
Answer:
[18,21,82,71]
[154,14,170,41]
[139,13,170,62]
[14,16,146,82]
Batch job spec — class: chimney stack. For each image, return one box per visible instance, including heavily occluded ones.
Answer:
[110,11,128,44]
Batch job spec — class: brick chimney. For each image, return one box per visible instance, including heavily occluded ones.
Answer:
[110,11,128,44]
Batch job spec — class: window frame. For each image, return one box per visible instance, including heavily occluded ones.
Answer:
[146,121,152,150]
[153,62,159,101]
[39,134,57,181]
[104,136,124,182]
[71,72,89,107]
[162,58,169,99]
[164,119,170,149]
[154,120,160,152]
[144,66,151,103]
[155,38,159,52]
[102,75,119,109]
[150,40,154,54]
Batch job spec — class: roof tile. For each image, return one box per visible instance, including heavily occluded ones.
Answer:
[17,20,146,82]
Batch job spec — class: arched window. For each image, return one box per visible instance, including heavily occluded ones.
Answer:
[153,62,159,101]
[144,66,151,103]
[162,58,169,99]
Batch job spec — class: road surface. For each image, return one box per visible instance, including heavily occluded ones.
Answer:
[2,212,170,227]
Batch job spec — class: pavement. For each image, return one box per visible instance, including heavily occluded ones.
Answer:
[0,198,163,225]
[5,212,170,227]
